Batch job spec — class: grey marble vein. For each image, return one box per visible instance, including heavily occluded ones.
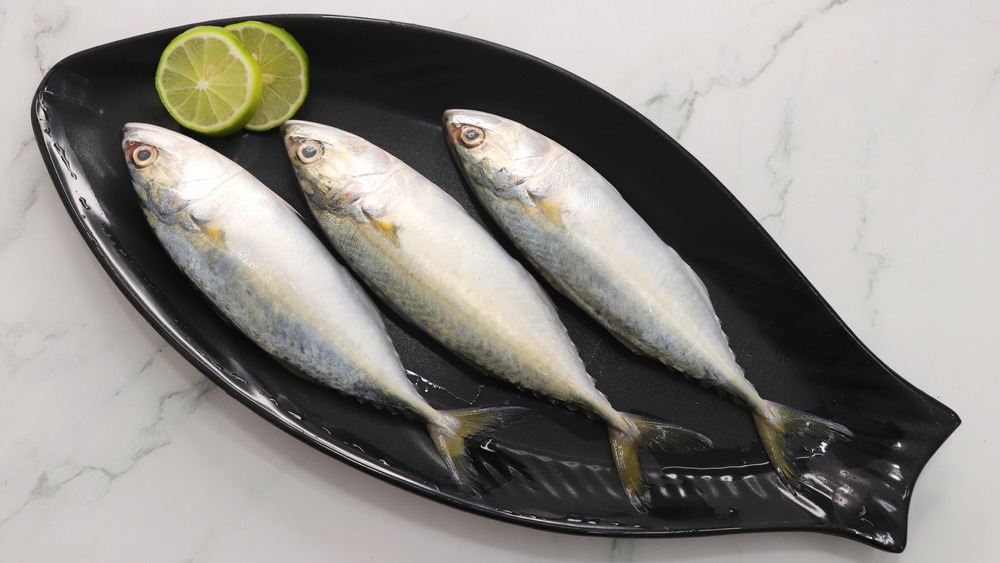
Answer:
[0,138,42,254]
[31,1,70,75]
[759,102,796,232]
[0,1,990,560]
[852,197,890,327]
[0,377,215,532]
[643,0,852,140]
[0,319,68,377]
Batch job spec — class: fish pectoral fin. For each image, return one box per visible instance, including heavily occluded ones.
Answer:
[528,192,564,228]
[362,208,400,246]
[191,215,227,249]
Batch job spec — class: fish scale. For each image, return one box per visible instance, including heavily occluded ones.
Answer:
[282,120,711,511]
[121,122,522,487]
[442,109,852,486]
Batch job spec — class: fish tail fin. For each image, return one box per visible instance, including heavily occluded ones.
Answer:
[752,401,853,483]
[429,406,530,488]
[609,414,713,511]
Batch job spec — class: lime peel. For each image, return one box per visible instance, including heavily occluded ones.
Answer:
[224,21,310,132]
[155,26,264,136]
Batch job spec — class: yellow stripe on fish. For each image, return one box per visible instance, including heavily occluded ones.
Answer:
[443,109,852,487]
[121,122,524,488]
[282,119,711,511]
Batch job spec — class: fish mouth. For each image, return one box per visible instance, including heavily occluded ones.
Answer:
[121,123,155,158]
[443,109,502,151]
[122,139,145,162]
[283,133,306,156]
[121,123,171,165]
[442,110,472,145]
[281,120,306,152]
[442,111,458,135]
[445,120,464,145]
[282,121,324,164]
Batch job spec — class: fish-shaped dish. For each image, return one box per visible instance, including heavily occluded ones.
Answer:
[32,14,959,552]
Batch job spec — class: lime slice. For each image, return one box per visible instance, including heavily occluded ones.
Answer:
[225,21,309,131]
[155,26,264,136]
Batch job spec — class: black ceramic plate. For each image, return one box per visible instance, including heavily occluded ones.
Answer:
[32,14,959,552]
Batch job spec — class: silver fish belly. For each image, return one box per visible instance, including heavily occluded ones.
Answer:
[121,122,516,485]
[283,121,604,407]
[443,109,851,484]
[282,120,710,510]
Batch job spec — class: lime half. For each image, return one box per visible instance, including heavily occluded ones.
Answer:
[225,21,309,131]
[155,26,264,136]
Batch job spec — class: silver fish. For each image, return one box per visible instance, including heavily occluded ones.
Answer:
[121,122,521,486]
[282,120,711,511]
[443,109,851,484]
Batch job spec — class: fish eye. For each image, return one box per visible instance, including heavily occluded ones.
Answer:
[459,126,485,148]
[131,144,158,168]
[297,141,323,164]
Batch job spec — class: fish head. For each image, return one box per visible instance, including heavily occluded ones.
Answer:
[443,109,554,200]
[282,120,393,214]
[121,123,232,223]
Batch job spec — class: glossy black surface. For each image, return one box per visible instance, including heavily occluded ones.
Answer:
[32,14,959,552]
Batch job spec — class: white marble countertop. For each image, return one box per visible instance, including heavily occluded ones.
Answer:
[2,1,996,561]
